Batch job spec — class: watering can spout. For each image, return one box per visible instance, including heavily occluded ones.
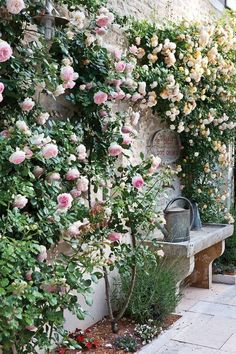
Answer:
[157,224,169,239]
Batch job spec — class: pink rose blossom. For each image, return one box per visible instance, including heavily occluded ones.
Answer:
[0,94,3,102]
[122,134,132,145]
[76,176,89,192]
[57,193,73,209]
[129,45,138,55]
[96,15,110,27]
[9,149,26,164]
[60,65,78,82]
[33,166,44,178]
[132,92,142,102]
[24,146,33,159]
[63,80,76,89]
[126,63,135,73]
[76,144,87,160]
[113,49,122,61]
[6,0,25,14]
[65,168,80,181]
[99,110,108,117]
[16,120,30,133]
[96,27,107,36]
[132,175,144,189]
[108,142,123,157]
[20,97,35,112]
[36,112,49,125]
[47,172,61,182]
[108,232,122,242]
[0,82,4,94]
[70,133,78,142]
[94,91,108,105]
[70,188,82,198]
[0,129,10,138]
[121,125,133,134]
[115,61,126,73]
[42,143,58,159]
[37,245,47,262]
[149,155,161,174]
[13,194,28,209]
[25,325,38,332]
[25,270,32,281]
[0,40,13,62]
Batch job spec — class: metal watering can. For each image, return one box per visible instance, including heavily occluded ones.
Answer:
[160,197,194,243]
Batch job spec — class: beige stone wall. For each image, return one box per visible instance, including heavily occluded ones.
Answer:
[109,0,219,21]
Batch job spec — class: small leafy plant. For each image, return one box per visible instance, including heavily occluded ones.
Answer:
[134,321,161,344]
[68,328,100,350]
[113,334,138,352]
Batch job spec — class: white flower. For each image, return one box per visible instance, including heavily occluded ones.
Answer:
[54,84,65,97]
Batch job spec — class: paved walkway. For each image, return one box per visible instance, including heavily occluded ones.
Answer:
[139,283,236,353]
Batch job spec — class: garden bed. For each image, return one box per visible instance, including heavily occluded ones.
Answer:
[56,314,181,353]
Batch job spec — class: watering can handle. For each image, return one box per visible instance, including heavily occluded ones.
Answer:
[164,197,194,229]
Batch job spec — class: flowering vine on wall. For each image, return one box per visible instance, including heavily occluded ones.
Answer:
[126,14,236,223]
[0,1,170,352]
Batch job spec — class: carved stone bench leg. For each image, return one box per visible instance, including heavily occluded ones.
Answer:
[187,240,225,289]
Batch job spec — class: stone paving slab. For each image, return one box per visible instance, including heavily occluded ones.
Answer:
[138,284,236,354]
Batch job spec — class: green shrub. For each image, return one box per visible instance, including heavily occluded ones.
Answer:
[215,209,236,272]
[113,335,138,352]
[117,257,180,324]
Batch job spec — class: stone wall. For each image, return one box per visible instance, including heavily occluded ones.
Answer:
[64,0,220,333]
[109,0,219,21]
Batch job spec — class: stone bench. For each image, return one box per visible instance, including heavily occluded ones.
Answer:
[149,224,234,290]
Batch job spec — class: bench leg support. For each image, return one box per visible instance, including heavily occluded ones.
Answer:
[187,240,225,289]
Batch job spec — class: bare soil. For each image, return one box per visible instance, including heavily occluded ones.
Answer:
[60,314,181,353]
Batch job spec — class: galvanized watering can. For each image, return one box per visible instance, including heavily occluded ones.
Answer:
[160,197,194,243]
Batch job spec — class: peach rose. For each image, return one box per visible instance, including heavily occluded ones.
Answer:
[20,97,35,112]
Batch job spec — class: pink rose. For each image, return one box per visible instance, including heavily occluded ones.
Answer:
[121,125,133,134]
[108,232,122,242]
[25,325,38,332]
[0,129,10,138]
[60,66,78,82]
[115,61,126,73]
[76,144,87,160]
[20,97,35,112]
[9,150,26,164]
[122,134,132,145]
[47,172,61,182]
[96,15,110,27]
[132,175,144,189]
[94,91,108,105]
[6,0,25,14]
[37,245,47,262]
[99,110,108,117]
[70,133,78,142]
[36,112,49,125]
[33,166,44,178]
[149,155,161,174]
[0,40,13,62]
[24,146,33,159]
[113,49,122,61]
[76,176,89,192]
[132,93,142,102]
[108,143,123,157]
[16,120,29,133]
[63,80,76,89]
[96,27,107,36]
[13,194,28,209]
[57,193,73,209]
[126,63,135,73]
[42,143,58,159]
[70,188,82,198]
[129,45,138,55]
[0,82,4,94]
[65,168,80,181]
